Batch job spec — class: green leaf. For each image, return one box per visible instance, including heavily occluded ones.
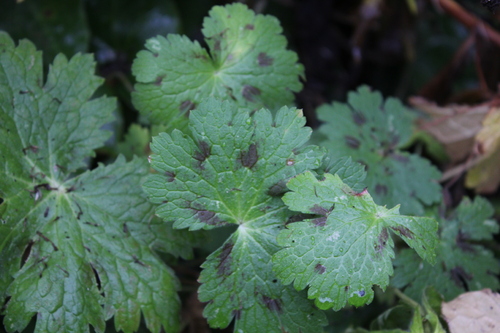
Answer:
[318,156,367,193]
[199,219,326,332]
[132,3,304,130]
[273,172,438,311]
[143,98,327,331]
[391,197,500,301]
[316,86,442,216]
[144,98,325,231]
[116,124,151,160]
[0,33,182,333]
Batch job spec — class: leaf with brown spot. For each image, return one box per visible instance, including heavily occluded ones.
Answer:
[242,85,261,103]
[240,143,258,168]
[274,171,438,310]
[132,3,304,132]
[317,86,441,216]
[392,197,499,302]
[257,52,273,66]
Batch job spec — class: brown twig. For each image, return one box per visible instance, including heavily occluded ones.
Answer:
[435,0,500,47]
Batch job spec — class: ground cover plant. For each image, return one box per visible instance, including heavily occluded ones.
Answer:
[1,1,499,332]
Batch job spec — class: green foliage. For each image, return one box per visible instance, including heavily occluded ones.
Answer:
[1,2,500,333]
[315,86,442,216]
[273,172,438,311]
[117,124,151,160]
[391,197,500,301]
[0,32,196,333]
[143,98,327,331]
[132,3,304,131]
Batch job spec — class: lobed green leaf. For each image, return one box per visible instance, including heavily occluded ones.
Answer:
[391,197,500,301]
[315,86,442,216]
[0,32,185,333]
[273,172,438,310]
[143,97,327,331]
[132,3,304,131]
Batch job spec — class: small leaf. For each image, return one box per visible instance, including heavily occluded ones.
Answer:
[116,124,151,160]
[391,197,500,301]
[316,86,442,216]
[132,3,304,130]
[273,172,438,310]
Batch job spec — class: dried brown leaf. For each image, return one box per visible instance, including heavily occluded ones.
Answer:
[442,289,500,333]
[466,107,500,193]
[411,96,490,162]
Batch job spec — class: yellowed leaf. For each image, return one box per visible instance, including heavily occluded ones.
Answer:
[442,289,500,333]
[411,96,490,163]
[466,108,500,193]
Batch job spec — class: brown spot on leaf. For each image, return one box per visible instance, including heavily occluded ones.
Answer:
[180,100,196,114]
[262,295,283,313]
[315,263,326,274]
[242,85,261,102]
[194,141,211,163]
[22,145,39,154]
[390,226,414,239]
[245,24,254,30]
[214,39,221,51]
[311,217,327,227]
[232,309,242,320]
[267,180,287,196]
[217,242,234,276]
[21,241,33,268]
[345,136,360,149]
[240,143,258,168]
[257,52,274,66]
[375,184,388,196]
[456,231,476,253]
[154,75,165,86]
[310,204,331,216]
[165,171,176,182]
[193,209,221,225]
[391,154,409,163]
[352,111,366,125]
[450,266,473,288]
[375,227,389,254]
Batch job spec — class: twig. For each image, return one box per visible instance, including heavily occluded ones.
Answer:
[434,0,500,47]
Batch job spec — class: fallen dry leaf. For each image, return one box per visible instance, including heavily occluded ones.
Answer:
[411,96,490,163]
[442,289,500,333]
[466,108,500,193]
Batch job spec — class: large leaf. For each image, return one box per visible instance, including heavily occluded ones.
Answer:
[132,3,304,131]
[391,197,500,301]
[273,172,438,311]
[143,98,327,331]
[316,86,442,216]
[0,32,185,333]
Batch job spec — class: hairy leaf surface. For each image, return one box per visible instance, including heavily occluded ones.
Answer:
[391,197,500,301]
[143,98,327,331]
[316,86,442,215]
[0,33,186,333]
[132,3,303,130]
[273,172,438,310]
